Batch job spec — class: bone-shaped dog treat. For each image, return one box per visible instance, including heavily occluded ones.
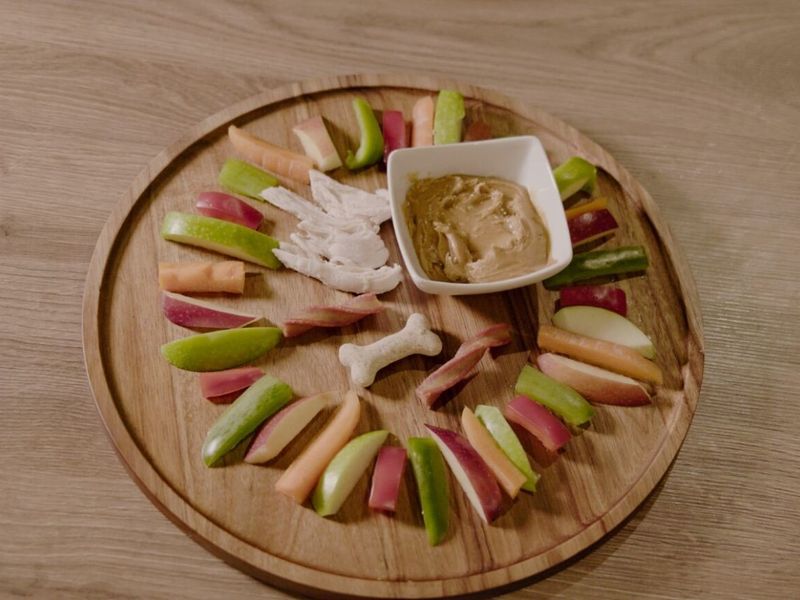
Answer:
[339,313,442,387]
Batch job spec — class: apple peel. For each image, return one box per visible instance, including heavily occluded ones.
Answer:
[199,367,264,404]
[161,291,260,330]
[558,284,627,316]
[382,110,407,162]
[504,396,572,453]
[368,446,407,512]
[281,293,384,338]
[416,323,512,408]
[568,209,619,246]
[196,192,264,230]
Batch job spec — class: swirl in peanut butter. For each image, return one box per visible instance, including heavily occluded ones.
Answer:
[404,175,549,283]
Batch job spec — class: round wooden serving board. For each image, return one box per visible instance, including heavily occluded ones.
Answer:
[82,74,704,599]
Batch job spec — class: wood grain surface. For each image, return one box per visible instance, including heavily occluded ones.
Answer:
[82,74,703,598]
[1,1,798,599]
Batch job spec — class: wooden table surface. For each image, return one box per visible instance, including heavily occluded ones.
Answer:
[1,1,798,598]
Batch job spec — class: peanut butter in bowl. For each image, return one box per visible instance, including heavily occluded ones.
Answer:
[403,174,550,283]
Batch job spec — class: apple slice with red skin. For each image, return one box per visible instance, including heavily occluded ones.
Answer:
[509,422,560,469]
[536,353,651,406]
[382,110,407,163]
[292,116,342,172]
[368,446,407,512]
[161,291,260,330]
[196,192,264,230]
[245,392,330,464]
[568,209,619,246]
[504,396,571,453]
[557,285,627,317]
[425,424,502,524]
[199,367,264,404]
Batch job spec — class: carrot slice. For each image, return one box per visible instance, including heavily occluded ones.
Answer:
[274,390,360,504]
[537,325,663,384]
[411,96,434,147]
[228,125,314,184]
[158,261,245,294]
[564,197,608,220]
[461,407,526,499]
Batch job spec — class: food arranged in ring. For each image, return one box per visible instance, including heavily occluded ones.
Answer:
[154,89,662,546]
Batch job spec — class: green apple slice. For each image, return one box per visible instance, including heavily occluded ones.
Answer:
[552,305,655,359]
[161,212,281,269]
[202,374,292,466]
[218,158,278,200]
[312,430,389,517]
[474,405,540,493]
[407,437,449,546]
[553,156,597,200]
[161,327,282,371]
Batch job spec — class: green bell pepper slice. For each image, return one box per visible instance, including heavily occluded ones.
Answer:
[345,98,384,170]
[407,437,449,546]
[543,245,649,290]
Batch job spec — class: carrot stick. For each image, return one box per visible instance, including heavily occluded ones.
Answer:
[564,197,608,220]
[275,390,360,504]
[158,261,245,294]
[228,125,314,184]
[537,325,663,384]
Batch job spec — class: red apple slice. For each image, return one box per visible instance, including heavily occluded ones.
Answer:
[509,422,559,469]
[196,192,264,230]
[368,446,407,512]
[245,392,330,464]
[382,110,407,162]
[161,291,260,330]
[557,284,627,316]
[199,367,264,404]
[536,353,651,406]
[504,396,571,453]
[568,209,619,246]
[425,424,502,524]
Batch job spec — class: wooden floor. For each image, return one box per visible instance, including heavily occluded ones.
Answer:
[1,1,798,598]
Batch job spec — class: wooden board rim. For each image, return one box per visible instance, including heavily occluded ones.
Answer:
[81,73,705,598]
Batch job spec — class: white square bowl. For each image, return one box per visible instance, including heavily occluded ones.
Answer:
[387,136,572,295]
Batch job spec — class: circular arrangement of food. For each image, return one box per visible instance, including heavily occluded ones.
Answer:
[154,89,663,547]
